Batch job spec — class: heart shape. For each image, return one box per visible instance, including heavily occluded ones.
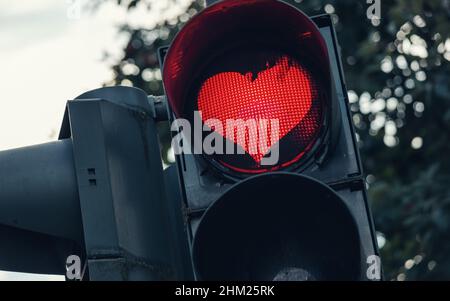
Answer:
[197,56,314,164]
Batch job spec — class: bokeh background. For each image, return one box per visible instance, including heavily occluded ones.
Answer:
[0,0,449,280]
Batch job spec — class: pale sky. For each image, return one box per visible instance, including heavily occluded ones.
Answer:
[0,0,191,281]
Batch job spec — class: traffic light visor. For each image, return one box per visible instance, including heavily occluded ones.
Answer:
[163,0,331,174]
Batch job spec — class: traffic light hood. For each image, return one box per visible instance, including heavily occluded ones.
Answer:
[162,0,331,118]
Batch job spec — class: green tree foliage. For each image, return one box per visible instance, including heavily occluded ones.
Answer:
[105,0,450,280]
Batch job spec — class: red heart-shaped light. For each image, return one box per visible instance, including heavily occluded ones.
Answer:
[198,56,315,164]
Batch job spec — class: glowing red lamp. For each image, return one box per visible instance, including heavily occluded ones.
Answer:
[163,0,331,175]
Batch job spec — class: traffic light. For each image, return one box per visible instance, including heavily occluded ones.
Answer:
[0,0,380,282]
[0,87,181,280]
[161,0,380,280]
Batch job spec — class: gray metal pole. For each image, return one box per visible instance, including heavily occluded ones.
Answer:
[0,139,82,242]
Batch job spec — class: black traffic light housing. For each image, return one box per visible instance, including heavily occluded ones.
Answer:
[160,0,380,280]
[0,0,380,281]
[192,172,362,281]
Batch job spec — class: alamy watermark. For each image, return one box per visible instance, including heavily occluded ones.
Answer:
[366,0,381,22]
[66,0,83,20]
[171,111,281,166]
[66,255,83,280]
[366,255,382,280]
[66,254,381,280]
